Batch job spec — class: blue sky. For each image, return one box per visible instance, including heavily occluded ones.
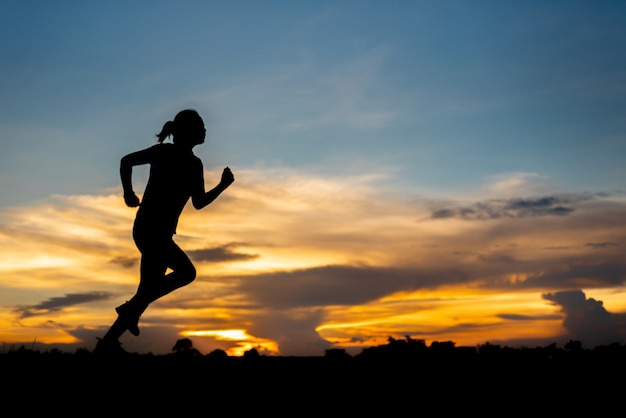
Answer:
[2,0,625,207]
[1,1,625,356]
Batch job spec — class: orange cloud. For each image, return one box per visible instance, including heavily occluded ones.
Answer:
[0,169,625,355]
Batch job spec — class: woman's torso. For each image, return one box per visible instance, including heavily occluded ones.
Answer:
[134,144,202,236]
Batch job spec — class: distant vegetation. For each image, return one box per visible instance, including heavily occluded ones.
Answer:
[2,335,624,413]
[3,335,625,362]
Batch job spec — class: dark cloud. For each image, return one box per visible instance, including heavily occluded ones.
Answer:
[235,264,467,309]
[585,242,619,249]
[248,309,332,356]
[111,244,258,267]
[543,290,625,346]
[14,291,115,319]
[234,256,626,312]
[498,313,562,321]
[430,193,599,220]
[188,244,258,263]
[523,261,626,289]
[110,255,138,268]
[477,253,518,264]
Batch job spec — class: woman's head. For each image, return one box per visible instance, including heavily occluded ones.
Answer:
[156,109,206,146]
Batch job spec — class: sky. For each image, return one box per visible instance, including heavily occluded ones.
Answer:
[1,0,625,356]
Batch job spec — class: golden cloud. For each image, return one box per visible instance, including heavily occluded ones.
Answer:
[0,168,625,355]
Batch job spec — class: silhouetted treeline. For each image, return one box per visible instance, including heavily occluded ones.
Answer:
[3,335,625,386]
[3,335,626,364]
[1,336,624,415]
[350,335,626,363]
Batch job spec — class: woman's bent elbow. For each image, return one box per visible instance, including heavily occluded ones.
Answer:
[191,198,207,210]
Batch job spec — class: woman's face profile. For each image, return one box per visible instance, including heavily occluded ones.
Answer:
[177,116,206,146]
[193,119,206,145]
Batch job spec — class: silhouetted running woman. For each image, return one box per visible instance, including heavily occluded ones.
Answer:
[95,109,234,355]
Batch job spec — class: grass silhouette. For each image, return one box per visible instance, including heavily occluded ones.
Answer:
[2,336,624,414]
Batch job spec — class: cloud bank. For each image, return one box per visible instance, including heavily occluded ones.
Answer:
[0,169,625,355]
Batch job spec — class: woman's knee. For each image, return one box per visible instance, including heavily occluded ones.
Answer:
[181,264,197,285]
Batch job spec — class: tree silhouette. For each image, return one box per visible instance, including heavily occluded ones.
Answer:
[243,348,260,359]
[171,338,201,356]
[207,348,228,359]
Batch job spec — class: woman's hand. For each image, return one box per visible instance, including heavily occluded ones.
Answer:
[124,192,141,207]
[220,167,235,187]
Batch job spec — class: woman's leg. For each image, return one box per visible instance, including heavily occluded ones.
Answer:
[131,238,196,311]
[112,247,168,336]
[97,237,169,344]
[97,238,196,349]
[118,239,196,336]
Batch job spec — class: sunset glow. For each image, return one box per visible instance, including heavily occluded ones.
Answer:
[1,168,624,356]
[182,329,279,356]
[1,1,625,357]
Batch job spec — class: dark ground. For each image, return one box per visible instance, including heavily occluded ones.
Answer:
[2,338,624,415]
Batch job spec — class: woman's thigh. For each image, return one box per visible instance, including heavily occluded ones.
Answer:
[135,233,193,278]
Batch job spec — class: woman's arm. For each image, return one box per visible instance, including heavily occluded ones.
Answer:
[192,167,235,210]
[120,148,152,207]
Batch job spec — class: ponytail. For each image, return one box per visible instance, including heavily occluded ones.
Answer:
[155,120,175,143]
[155,109,201,143]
